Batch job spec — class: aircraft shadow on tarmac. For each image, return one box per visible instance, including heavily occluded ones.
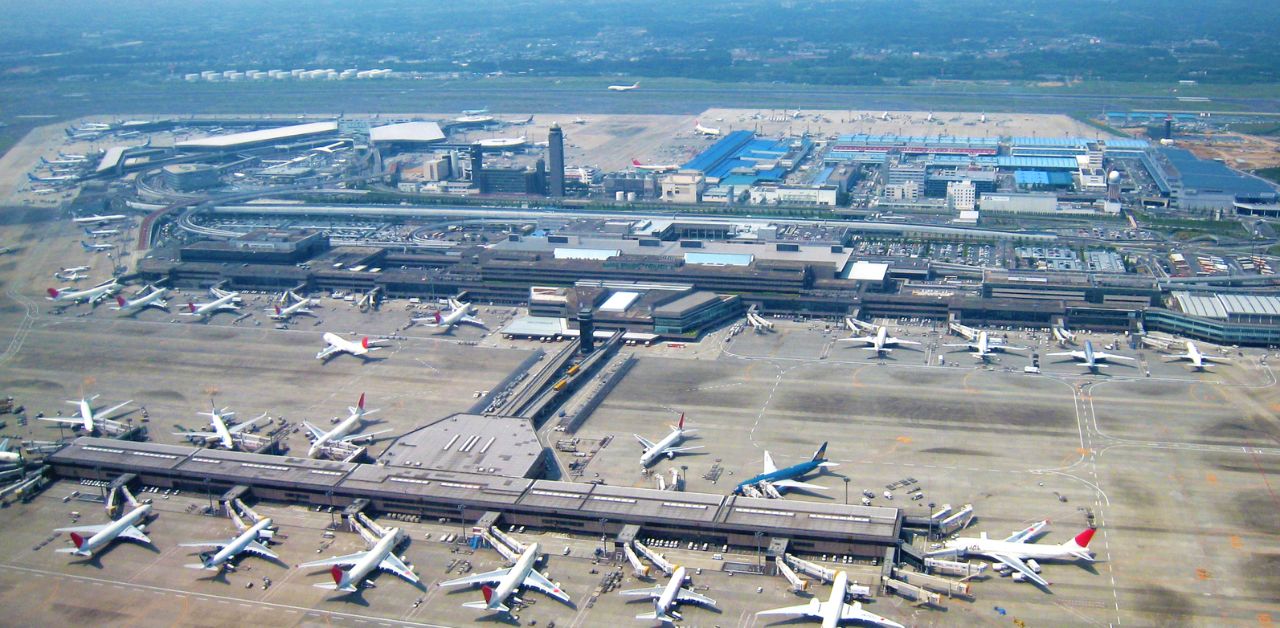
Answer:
[67,538,161,569]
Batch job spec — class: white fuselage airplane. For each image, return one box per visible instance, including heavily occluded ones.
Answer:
[42,156,87,165]
[182,518,277,571]
[413,298,487,332]
[929,521,1096,588]
[757,571,903,628]
[269,294,315,320]
[945,330,1025,361]
[111,286,168,315]
[173,406,269,449]
[632,159,680,173]
[636,413,702,467]
[1167,340,1227,370]
[304,393,389,457]
[316,333,381,361]
[608,82,639,91]
[302,526,418,593]
[46,280,119,305]
[839,320,919,355]
[183,291,240,320]
[693,120,721,136]
[0,438,23,464]
[85,228,120,238]
[41,395,131,432]
[82,241,113,252]
[28,173,76,183]
[1048,340,1132,371]
[442,543,571,613]
[55,502,153,558]
[71,214,126,225]
[622,565,717,622]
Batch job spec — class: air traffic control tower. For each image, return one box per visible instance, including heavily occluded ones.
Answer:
[548,124,565,197]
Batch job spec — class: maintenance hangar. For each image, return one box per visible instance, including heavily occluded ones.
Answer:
[47,437,903,557]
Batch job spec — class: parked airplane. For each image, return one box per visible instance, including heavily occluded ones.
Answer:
[301,522,418,593]
[57,265,90,275]
[0,438,23,464]
[622,565,717,623]
[71,214,126,225]
[42,155,87,165]
[60,152,88,160]
[28,172,76,183]
[944,330,1026,361]
[181,517,277,571]
[46,280,119,305]
[40,395,131,433]
[927,520,1096,588]
[55,270,87,282]
[693,120,721,136]
[111,286,168,315]
[183,290,241,320]
[173,404,270,449]
[636,413,702,467]
[412,298,487,332]
[316,332,381,361]
[303,393,389,458]
[55,488,152,558]
[1048,340,1133,371]
[1165,340,1229,370]
[85,228,120,238]
[734,442,838,498]
[462,107,490,115]
[632,158,680,173]
[757,571,903,628]
[441,542,571,613]
[608,82,640,91]
[81,241,114,252]
[269,291,316,320]
[839,318,920,355]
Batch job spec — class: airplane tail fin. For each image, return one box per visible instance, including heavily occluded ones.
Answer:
[1066,528,1096,551]
[361,337,370,349]
[357,393,365,411]
[274,305,281,316]
[678,413,685,430]
[435,311,443,324]
[481,584,495,604]
[330,565,345,586]
[70,532,85,549]
[632,158,642,166]
[47,288,60,298]
[813,441,829,462]
[188,302,196,313]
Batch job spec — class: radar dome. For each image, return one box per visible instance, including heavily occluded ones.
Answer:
[1107,170,1121,184]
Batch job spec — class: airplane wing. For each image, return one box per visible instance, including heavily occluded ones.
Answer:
[989,553,1049,587]
[762,451,778,474]
[836,335,875,344]
[116,525,152,544]
[999,344,1029,352]
[522,569,571,603]
[757,598,822,618]
[942,342,974,348]
[1046,351,1079,358]
[1005,520,1048,543]
[378,553,420,583]
[676,587,717,607]
[243,541,279,560]
[39,417,85,425]
[618,585,664,598]
[1096,352,1134,361]
[302,420,327,441]
[664,445,703,454]
[337,429,392,443]
[440,567,511,588]
[316,344,342,360]
[229,413,270,434]
[635,434,657,450]
[172,431,217,440]
[55,523,111,535]
[890,338,922,346]
[842,602,904,628]
[96,399,132,418]
[300,551,369,569]
[179,541,229,550]
[771,479,827,491]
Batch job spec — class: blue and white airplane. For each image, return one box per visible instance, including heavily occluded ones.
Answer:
[734,442,838,499]
[1048,339,1133,372]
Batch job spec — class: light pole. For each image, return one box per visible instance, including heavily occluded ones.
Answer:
[928,502,936,541]
[843,477,850,505]
[599,518,609,556]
